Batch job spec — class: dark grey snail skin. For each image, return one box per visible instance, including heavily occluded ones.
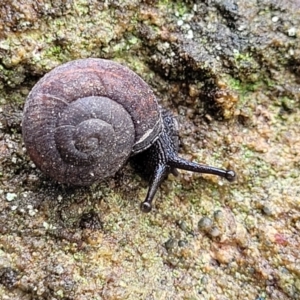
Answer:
[22,58,236,213]
[131,110,235,212]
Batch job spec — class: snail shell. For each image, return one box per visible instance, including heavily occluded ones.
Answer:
[22,58,162,186]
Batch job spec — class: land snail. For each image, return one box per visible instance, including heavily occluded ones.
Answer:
[22,58,236,213]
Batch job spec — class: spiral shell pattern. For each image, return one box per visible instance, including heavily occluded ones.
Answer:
[22,58,161,185]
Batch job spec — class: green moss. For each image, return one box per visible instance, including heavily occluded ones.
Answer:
[224,74,276,109]
[157,0,171,9]
[0,64,17,87]
[234,51,254,65]
[280,96,296,111]
[45,45,63,58]
[157,0,191,16]
[74,0,90,16]
[174,1,189,17]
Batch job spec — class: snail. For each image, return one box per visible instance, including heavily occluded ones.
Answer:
[22,58,236,212]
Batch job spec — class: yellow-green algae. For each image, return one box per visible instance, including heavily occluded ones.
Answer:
[0,0,300,299]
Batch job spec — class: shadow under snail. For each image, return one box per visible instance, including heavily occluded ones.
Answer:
[22,58,236,212]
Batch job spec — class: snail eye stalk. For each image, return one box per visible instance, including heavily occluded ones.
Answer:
[169,156,236,182]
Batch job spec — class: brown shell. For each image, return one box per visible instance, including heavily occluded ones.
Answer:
[22,58,162,186]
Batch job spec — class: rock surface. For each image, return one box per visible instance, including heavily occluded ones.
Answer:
[0,0,299,299]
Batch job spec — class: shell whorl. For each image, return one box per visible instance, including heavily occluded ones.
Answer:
[22,58,162,185]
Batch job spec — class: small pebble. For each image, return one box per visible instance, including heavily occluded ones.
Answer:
[6,193,17,202]
[209,226,221,237]
[262,206,272,216]
[198,217,213,232]
[287,27,296,37]
[53,265,64,275]
[177,20,184,26]
[186,29,194,39]
[164,238,177,251]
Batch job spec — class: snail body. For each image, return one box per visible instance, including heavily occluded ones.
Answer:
[23,58,235,212]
